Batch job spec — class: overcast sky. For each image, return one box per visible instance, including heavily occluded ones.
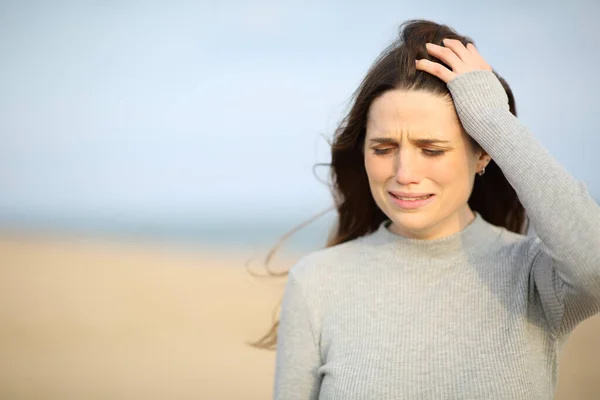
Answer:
[1,0,598,226]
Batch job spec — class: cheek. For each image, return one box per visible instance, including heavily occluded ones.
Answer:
[364,154,390,183]
[429,154,472,184]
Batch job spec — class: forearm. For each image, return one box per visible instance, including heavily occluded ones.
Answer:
[448,71,600,278]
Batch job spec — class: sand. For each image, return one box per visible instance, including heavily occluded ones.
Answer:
[0,234,599,399]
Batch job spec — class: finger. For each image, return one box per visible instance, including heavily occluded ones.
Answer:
[425,43,463,71]
[466,42,480,55]
[442,38,472,62]
[465,43,493,71]
[415,59,455,83]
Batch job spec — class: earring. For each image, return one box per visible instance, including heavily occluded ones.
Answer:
[478,166,486,176]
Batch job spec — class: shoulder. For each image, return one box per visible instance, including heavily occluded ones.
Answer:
[288,236,368,284]
[493,226,543,264]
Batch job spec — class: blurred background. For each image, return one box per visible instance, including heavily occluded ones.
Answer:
[1,1,599,399]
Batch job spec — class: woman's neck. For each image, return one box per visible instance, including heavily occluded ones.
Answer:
[387,206,476,241]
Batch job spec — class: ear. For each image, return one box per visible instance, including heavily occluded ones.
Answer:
[475,148,491,172]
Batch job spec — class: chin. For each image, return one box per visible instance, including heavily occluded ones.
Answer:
[387,211,435,237]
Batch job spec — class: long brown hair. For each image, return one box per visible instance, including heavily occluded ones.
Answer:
[248,19,526,350]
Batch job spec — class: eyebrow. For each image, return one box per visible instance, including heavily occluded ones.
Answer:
[368,137,451,146]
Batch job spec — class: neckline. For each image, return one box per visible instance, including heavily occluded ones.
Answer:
[364,212,502,261]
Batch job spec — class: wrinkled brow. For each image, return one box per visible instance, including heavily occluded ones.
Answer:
[368,137,451,146]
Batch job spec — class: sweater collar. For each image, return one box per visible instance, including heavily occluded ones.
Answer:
[365,212,502,260]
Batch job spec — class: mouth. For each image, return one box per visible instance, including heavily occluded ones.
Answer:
[389,193,434,201]
[388,192,436,209]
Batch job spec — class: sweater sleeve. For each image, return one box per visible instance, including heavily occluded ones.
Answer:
[273,270,322,400]
[447,70,600,337]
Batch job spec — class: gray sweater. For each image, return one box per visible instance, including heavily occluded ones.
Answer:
[273,71,600,399]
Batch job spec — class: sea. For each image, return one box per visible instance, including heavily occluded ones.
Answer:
[0,211,339,254]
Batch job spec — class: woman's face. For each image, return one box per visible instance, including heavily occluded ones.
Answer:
[364,89,489,240]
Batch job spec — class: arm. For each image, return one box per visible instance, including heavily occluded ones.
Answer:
[447,69,600,336]
[273,270,322,399]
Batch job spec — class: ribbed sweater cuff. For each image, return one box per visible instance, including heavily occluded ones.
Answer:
[447,70,509,115]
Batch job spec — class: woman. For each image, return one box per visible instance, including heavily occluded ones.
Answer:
[267,20,600,399]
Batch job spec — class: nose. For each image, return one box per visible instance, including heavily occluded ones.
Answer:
[394,147,421,185]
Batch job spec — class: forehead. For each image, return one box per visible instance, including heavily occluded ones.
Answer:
[366,90,462,138]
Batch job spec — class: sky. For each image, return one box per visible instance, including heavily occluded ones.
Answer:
[1,0,599,230]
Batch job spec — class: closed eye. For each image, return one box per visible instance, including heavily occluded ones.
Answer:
[423,149,445,157]
[373,148,394,155]
[373,148,446,157]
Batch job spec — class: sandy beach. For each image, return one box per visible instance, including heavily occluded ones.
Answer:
[1,234,599,399]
